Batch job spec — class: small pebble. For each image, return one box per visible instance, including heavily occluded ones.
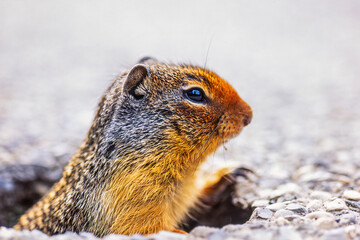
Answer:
[337,175,352,184]
[252,199,269,208]
[310,191,332,201]
[314,217,338,230]
[286,203,307,215]
[324,198,348,211]
[266,202,287,211]
[298,171,332,182]
[308,212,338,230]
[307,211,335,220]
[257,208,273,220]
[342,190,360,201]
[306,200,323,210]
[337,212,359,225]
[345,199,360,210]
[274,209,294,219]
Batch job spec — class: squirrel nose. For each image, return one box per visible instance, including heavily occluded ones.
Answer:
[242,111,253,126]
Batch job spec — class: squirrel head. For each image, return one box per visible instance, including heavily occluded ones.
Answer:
[93,57,252,169]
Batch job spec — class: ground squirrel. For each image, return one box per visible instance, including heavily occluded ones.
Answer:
[14,57,252,236]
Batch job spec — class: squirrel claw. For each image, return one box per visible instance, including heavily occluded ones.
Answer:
[172,229,188,234]
[230,167,257,181]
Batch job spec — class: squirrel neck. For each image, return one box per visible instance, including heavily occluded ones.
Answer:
[104,150,201,235]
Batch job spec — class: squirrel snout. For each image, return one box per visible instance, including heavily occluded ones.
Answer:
[233,97,252,127]
[242,111,252,126]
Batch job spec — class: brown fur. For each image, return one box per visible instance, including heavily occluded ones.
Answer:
[14,58,252,236]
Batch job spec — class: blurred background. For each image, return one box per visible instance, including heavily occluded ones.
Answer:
[0,0,359,228]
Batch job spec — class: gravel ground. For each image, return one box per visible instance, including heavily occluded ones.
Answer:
[0,1,359,239]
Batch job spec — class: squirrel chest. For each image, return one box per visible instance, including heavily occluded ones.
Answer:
[14,58,252,236]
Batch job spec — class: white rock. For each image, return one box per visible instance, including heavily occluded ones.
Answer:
[337,175,352,184]
[307,200,323,210]
[266,202,287,211]
[252,199,269,208]
[338,211,359,225]
[298,171,332,182]
[307,211,335,220]
[257,208,273,220]
[274,209,294,219]
[314,217,338,230]
[324,198,348,211]
[342,190,360,201]
[310,191,332,201]
[286,203,307,215]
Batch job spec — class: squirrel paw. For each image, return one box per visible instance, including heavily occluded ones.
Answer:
[180,167,256,231]
[199,167,256,207]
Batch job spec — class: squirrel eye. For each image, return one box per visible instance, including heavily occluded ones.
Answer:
[185,88,206,103]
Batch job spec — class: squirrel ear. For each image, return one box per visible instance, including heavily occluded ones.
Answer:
[138,56,158,65]
[123,64,151,100]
